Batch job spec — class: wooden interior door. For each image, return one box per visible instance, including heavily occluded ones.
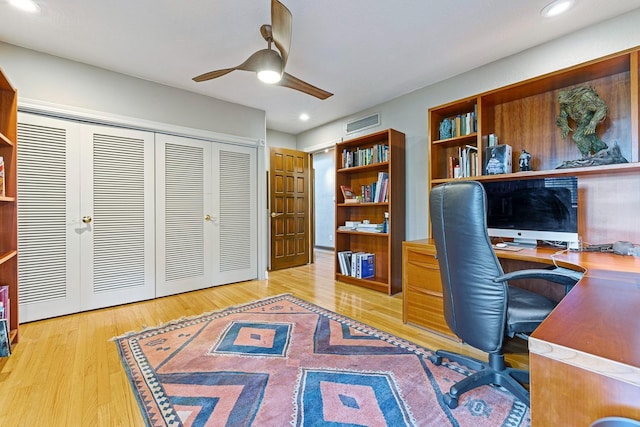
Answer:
[269,147,311,270]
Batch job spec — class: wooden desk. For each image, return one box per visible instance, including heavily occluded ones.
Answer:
[526,250,640,425]
[402,239,640,425]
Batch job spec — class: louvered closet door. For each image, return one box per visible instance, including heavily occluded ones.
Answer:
[155,134,213,296]
[78,125,155,310]
[155,135,257,296]
[211,144,257,285]
[17,113,155,321]
[17,113,82,322]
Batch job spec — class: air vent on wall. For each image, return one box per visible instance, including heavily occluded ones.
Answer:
[345,113,380,134]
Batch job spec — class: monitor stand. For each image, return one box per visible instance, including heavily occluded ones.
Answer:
[508,238,538,248]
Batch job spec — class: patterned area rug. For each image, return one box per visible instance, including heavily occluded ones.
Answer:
[115,294,530,426]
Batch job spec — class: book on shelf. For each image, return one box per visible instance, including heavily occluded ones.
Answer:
[0,285,8,329]
[439,107,477,139]
[0,156,4,197]
[0,319,10,357]
[355,223,382,233]
[0,285,9,357]
[337,251,352,275]
[341,144,389,168]
[449,145,479,178]
[340,252,375,279]
[483,144,513,175]
[357,253,375,279]
[340,185,357,202]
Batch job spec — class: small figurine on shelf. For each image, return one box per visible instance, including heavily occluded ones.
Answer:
[519,149,532,172]
[439,118,452,140]
[382,212,389,233]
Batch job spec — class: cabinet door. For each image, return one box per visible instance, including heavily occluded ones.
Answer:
[17,114,156,321]
[155,134,257,296]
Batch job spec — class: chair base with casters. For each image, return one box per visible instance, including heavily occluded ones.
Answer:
[429,350,530,409]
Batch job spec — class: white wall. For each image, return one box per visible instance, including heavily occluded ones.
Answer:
[267,129,297,149]
[0,42,265,141]
[296,8,640,242]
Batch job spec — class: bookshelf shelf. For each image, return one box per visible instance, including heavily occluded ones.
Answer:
[335,129,405,295]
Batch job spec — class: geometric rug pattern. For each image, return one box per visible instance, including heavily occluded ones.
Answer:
[114,294,530,426]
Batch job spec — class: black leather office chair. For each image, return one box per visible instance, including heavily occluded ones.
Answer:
[428,181,582,409]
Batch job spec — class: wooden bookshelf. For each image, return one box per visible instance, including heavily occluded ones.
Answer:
[428,46,640,245]
[0,67,18,348]
[334,129,405,294]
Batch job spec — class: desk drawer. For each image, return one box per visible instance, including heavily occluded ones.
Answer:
[402,241,456,340]
[405,285,457,339]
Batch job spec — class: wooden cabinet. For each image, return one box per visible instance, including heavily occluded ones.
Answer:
[334,129,405,294]
[402,240,457,340]
[428,46,640,245]
[0,68,18,346]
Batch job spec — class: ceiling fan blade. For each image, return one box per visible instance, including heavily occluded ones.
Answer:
[193,68,236,82]
[194,49,274,82]
[278,73,333,100]
[271,0,292,68]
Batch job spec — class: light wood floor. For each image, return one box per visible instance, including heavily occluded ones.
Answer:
[0,250,528,426]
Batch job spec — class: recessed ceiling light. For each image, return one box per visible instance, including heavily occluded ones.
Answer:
[9,0,41,13]
[299,113,310,121]
[541,0,574,17]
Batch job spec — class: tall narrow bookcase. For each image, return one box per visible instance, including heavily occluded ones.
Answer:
[334,129,405,294]
[0,67,18,347]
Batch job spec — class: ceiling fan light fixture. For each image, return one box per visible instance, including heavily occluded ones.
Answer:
[256,49,283,84]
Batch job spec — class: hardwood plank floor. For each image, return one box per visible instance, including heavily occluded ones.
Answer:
[0,250,528,426]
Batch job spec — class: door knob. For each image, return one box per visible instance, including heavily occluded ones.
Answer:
[82,216,92,224]
[205,214,211,221]
[271,212,283,218]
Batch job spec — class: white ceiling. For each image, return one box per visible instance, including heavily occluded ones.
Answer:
[1,1,639,135]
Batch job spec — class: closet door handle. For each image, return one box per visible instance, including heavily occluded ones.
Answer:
[82,216,92,224]
[205,214,212,221]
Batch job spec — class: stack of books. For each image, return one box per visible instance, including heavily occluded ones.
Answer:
[337,251,375,279]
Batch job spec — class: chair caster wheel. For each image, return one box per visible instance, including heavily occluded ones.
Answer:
[443,393,458,409]
[428,354,443,365]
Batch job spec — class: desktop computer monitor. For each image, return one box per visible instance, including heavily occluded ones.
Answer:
[482,176,579,248]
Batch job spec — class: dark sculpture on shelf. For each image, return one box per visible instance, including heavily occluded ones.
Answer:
[519,149,531,171]
[555,85,628,169]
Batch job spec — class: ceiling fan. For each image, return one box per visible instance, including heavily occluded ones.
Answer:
[193,0,333,100]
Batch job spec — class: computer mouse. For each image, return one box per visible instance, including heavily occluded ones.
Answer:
[495,243,508,248]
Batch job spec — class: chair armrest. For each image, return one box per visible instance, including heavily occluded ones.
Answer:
[494,266,583,287]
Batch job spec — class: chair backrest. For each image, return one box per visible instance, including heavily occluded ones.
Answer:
[429,181,508,354]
